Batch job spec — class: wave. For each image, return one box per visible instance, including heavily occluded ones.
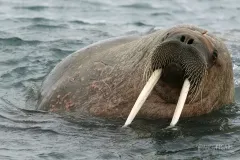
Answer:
[70,20,106,26]
[130,21,153,27]
[0,37,42,46]
[50,48,74,55]
[15,17,55,23]
[24,24,68,29]
[14,6,49,11]
[120,3,156,9]
[151,12,172,16]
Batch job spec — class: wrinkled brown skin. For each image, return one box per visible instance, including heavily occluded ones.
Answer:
[38,25,234,120]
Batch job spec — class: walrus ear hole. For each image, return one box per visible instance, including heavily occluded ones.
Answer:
[212,49,218,63]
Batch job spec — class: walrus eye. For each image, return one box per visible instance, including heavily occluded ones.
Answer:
[212,49,218,62]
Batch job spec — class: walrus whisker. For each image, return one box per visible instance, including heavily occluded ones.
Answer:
[170,79,190,126]
[189,68,207,103]
[123,69,162,127]
[143,55,153,82]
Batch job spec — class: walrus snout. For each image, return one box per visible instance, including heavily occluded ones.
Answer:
[151,39,207,90]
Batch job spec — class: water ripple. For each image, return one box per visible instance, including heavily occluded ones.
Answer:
[24,24,69,29]
[16,17,56,23]
[120,3,156,9]
[0,37,41,46]
[14,6,49,11]
[0,0,240,159]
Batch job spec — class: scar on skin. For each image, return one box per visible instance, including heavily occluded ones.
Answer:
[69,77,75,82]
[50,104,59,112]
[202,30,208,35]
[64,99,75,111]
[60,92,75,111]
[61,92,71,101]
[50,92,75,111]
[90,81,100,90]
[50,95,61,110]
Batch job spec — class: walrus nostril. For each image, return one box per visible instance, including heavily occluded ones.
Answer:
[180,35,185,42]
[187,39,194,44]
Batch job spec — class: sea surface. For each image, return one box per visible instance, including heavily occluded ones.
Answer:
[0,0,240,159]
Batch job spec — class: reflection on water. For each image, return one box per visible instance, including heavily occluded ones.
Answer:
[0,0,240,159]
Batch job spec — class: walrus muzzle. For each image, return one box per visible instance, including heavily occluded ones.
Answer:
[123,40,208,127]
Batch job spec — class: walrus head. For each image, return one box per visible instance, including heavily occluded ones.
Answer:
[124,25,234,127]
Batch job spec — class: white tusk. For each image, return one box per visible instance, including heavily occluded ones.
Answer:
[123,69,162,127]
[170,79,190,127]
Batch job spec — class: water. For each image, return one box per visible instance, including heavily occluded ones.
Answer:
[0,0,240,159]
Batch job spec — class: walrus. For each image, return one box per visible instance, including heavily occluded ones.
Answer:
[37,24,234,127]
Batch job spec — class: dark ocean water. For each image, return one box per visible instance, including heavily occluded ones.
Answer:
[0,0,240,159]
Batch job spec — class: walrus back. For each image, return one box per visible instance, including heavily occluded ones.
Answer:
[38,34,141,110]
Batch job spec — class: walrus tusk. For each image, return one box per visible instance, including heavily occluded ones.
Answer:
[170,79,190,127]
[123,69,162,127]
